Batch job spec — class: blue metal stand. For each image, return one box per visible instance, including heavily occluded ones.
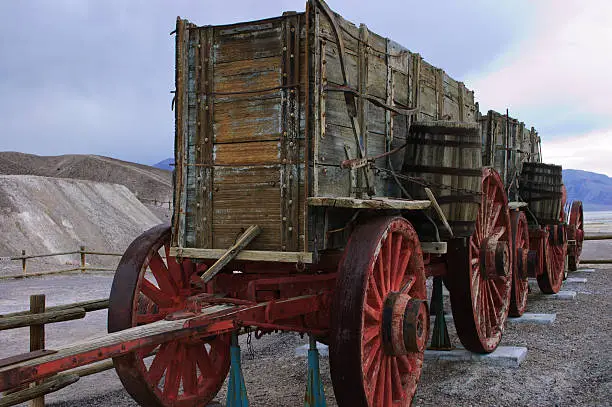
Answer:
[305,335,327,407]
[227,333,249,407]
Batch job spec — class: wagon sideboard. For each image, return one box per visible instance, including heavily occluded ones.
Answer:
[170,1,479,260]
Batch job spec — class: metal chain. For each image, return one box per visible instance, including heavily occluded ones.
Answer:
[246,329,255,360]
[374,166,483,196]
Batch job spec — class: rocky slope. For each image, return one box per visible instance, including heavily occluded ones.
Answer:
[0,175,162,266]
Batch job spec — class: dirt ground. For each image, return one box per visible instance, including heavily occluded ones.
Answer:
[0,246,610,406]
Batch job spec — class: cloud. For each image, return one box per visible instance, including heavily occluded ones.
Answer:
[542,128,612,176]
[466,0,612,132]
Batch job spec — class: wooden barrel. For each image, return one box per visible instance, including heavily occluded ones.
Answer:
[402,120,482,238]
[519,162,563,224]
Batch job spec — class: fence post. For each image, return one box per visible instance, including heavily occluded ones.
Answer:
[80,246,86,273]
[22,250,27,275]
[29,294,45,407]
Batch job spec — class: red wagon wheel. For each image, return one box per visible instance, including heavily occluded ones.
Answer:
[509,211,529,317]
[447,167,512,353]
[537,225,567,294]
[330,216,429,407]
[568,201,584,271]
[108,224,230,407]
[537,187,568,294]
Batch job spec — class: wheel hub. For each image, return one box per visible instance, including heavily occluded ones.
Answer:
[381,292,429,356]
[480,237,510,280]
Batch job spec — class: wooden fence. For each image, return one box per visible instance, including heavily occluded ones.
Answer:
[0,247,122,280]
[0,295,111,407]
[580,234,612,264]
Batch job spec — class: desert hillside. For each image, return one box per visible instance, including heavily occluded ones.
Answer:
[0,152,172,202]
[0,175,162,267]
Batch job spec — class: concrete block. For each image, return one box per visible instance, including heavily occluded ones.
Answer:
[507,313,556,325]
[424,346,527,368]
[295,342,328,358]
[548,290,577,300]
[577,268,595,273]
[565,277,587,284]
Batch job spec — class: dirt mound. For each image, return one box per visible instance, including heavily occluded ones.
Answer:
[0,175,163,268]
[0,152,172,202]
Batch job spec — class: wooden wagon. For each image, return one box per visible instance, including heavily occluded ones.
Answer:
[0,1,584,406]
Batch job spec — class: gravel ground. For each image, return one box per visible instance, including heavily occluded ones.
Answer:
[0,252,610,406]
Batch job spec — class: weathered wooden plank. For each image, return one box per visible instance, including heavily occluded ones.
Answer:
[213,56,282,94]
[0,374,79,407]
[201,225,261,283]
[169,247,313,263]
[213,94,282,143]
[0,308,86,331]
[307,196,430,210]
[214,24,283,63]
[213,141,281,165]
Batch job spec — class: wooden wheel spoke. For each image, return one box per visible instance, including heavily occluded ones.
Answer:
[182,345,198,396]
[384,357,392,405]
[163,357,181,400]
[391,234,404,288]
[363,339,381,377]
[377,256,387,296]
[364,325,379,345]
[385,233,393,292]
[368,274,383,308]
[164,245,186,289]
[489,203,502,233]
[147,342,173,386]
[141,279,174,308]
[195,344,214,377]
[364,303,380,322]
[487,282,499,330]
[391,357,403,401]
[149,252,177,295]
[394,247,412,292]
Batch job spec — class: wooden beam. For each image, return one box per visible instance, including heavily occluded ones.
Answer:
[307,197,431,210]
[508,201,528,210]
[200,225,261,283]
[0,305,236,392]
[424,188,454,238]
[0,374,79,407]
[0,308,86,331]
[420,242,447,255]
[169,248,314,264]
[0,299,108,319]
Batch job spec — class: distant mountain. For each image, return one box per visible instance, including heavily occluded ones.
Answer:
[153,158,174,171]
[0,152,172,202]
[563,169,612,211]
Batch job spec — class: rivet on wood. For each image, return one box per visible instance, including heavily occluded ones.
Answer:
[197,98,201,103]
[282,217,287,221]
[291,27,295,32]
[290,112,295,117]
[283,73,287,77]
[203,217,207,221]
[205,105,209,110]
[290,54,294,58]
[283,131,288,137]
[205,138,209,142]
[289,199,293,204]
[197,121,201,126]
[289,142,294,147]
[282,158,287,164]
[283,46,287,51]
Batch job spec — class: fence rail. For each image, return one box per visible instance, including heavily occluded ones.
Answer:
[0,247,123,279]
[0,295,111,407]
[580,234,612,264]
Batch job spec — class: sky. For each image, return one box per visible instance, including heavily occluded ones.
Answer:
[0,0,610,174]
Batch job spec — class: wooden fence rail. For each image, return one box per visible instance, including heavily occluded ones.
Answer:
[0,247,126,279]
[0,295,110,407]
[580,234,612,264]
